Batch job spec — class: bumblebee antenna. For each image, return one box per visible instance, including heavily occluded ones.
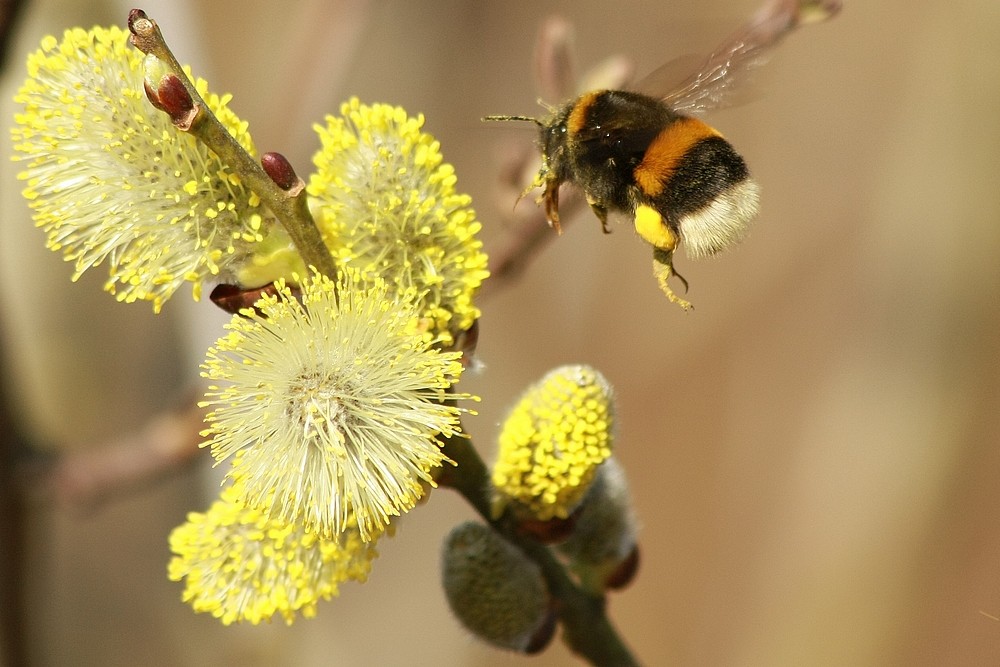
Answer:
[482,114,543,126]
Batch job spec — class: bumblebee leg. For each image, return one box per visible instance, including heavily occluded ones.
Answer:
[669,260,689,293]
[652,248,693,311]
[586,197,612,233]
[540,177,563,234]
[634,204,692,310]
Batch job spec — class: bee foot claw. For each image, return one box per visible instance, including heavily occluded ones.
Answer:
[663,288,694,311]
[652,253,693,311]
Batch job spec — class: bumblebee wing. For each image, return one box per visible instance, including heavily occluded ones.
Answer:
[634,53,707,100]
[649,0,841,115]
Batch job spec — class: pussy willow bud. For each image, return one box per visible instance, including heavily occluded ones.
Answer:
[156,74,194,119]
[556,458,639,594]
[261,152,301,191]
[492,365,615,534]
[441,522,555,654]
[141,55,196,128]
[209,282,282,316]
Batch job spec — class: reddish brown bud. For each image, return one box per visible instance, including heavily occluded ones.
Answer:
[127,9,157,53]
[523,609,557,655]
[156,74,194,120]
[603,544,640,591]
[210,283,279,316]
[454,319,480,369]
[515,509,580,545]
[143,69,197,129]
[261,152,300,191]
[143,79,166,111]
[127,9,150,35]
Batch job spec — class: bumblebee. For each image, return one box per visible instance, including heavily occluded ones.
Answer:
[487,0,840,310]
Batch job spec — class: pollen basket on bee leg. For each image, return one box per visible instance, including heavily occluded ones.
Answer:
[633,204,676,251]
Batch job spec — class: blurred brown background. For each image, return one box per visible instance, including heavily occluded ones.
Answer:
[1,0,999,665]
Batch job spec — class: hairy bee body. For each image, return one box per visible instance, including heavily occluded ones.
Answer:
[539,90,759,260]
[487,1,839,309]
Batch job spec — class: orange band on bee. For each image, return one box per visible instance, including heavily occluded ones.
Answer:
[633,117,721,197]
[566,91,603,136]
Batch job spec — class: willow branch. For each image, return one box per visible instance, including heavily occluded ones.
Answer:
[30,391,206,510]
[439,433,639,666]
[126,9,337,278]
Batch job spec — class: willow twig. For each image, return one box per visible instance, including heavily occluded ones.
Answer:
[42,393,206,509]
[126,9,336,278]
[438,433,639,666]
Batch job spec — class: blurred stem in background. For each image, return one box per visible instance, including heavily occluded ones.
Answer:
[1,343,29,667]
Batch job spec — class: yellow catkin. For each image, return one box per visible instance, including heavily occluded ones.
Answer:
[168,481,380,625]
[493,365,615,520]
[12,26,275,311]
[199,270,475,541]
[307,98,489,346]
